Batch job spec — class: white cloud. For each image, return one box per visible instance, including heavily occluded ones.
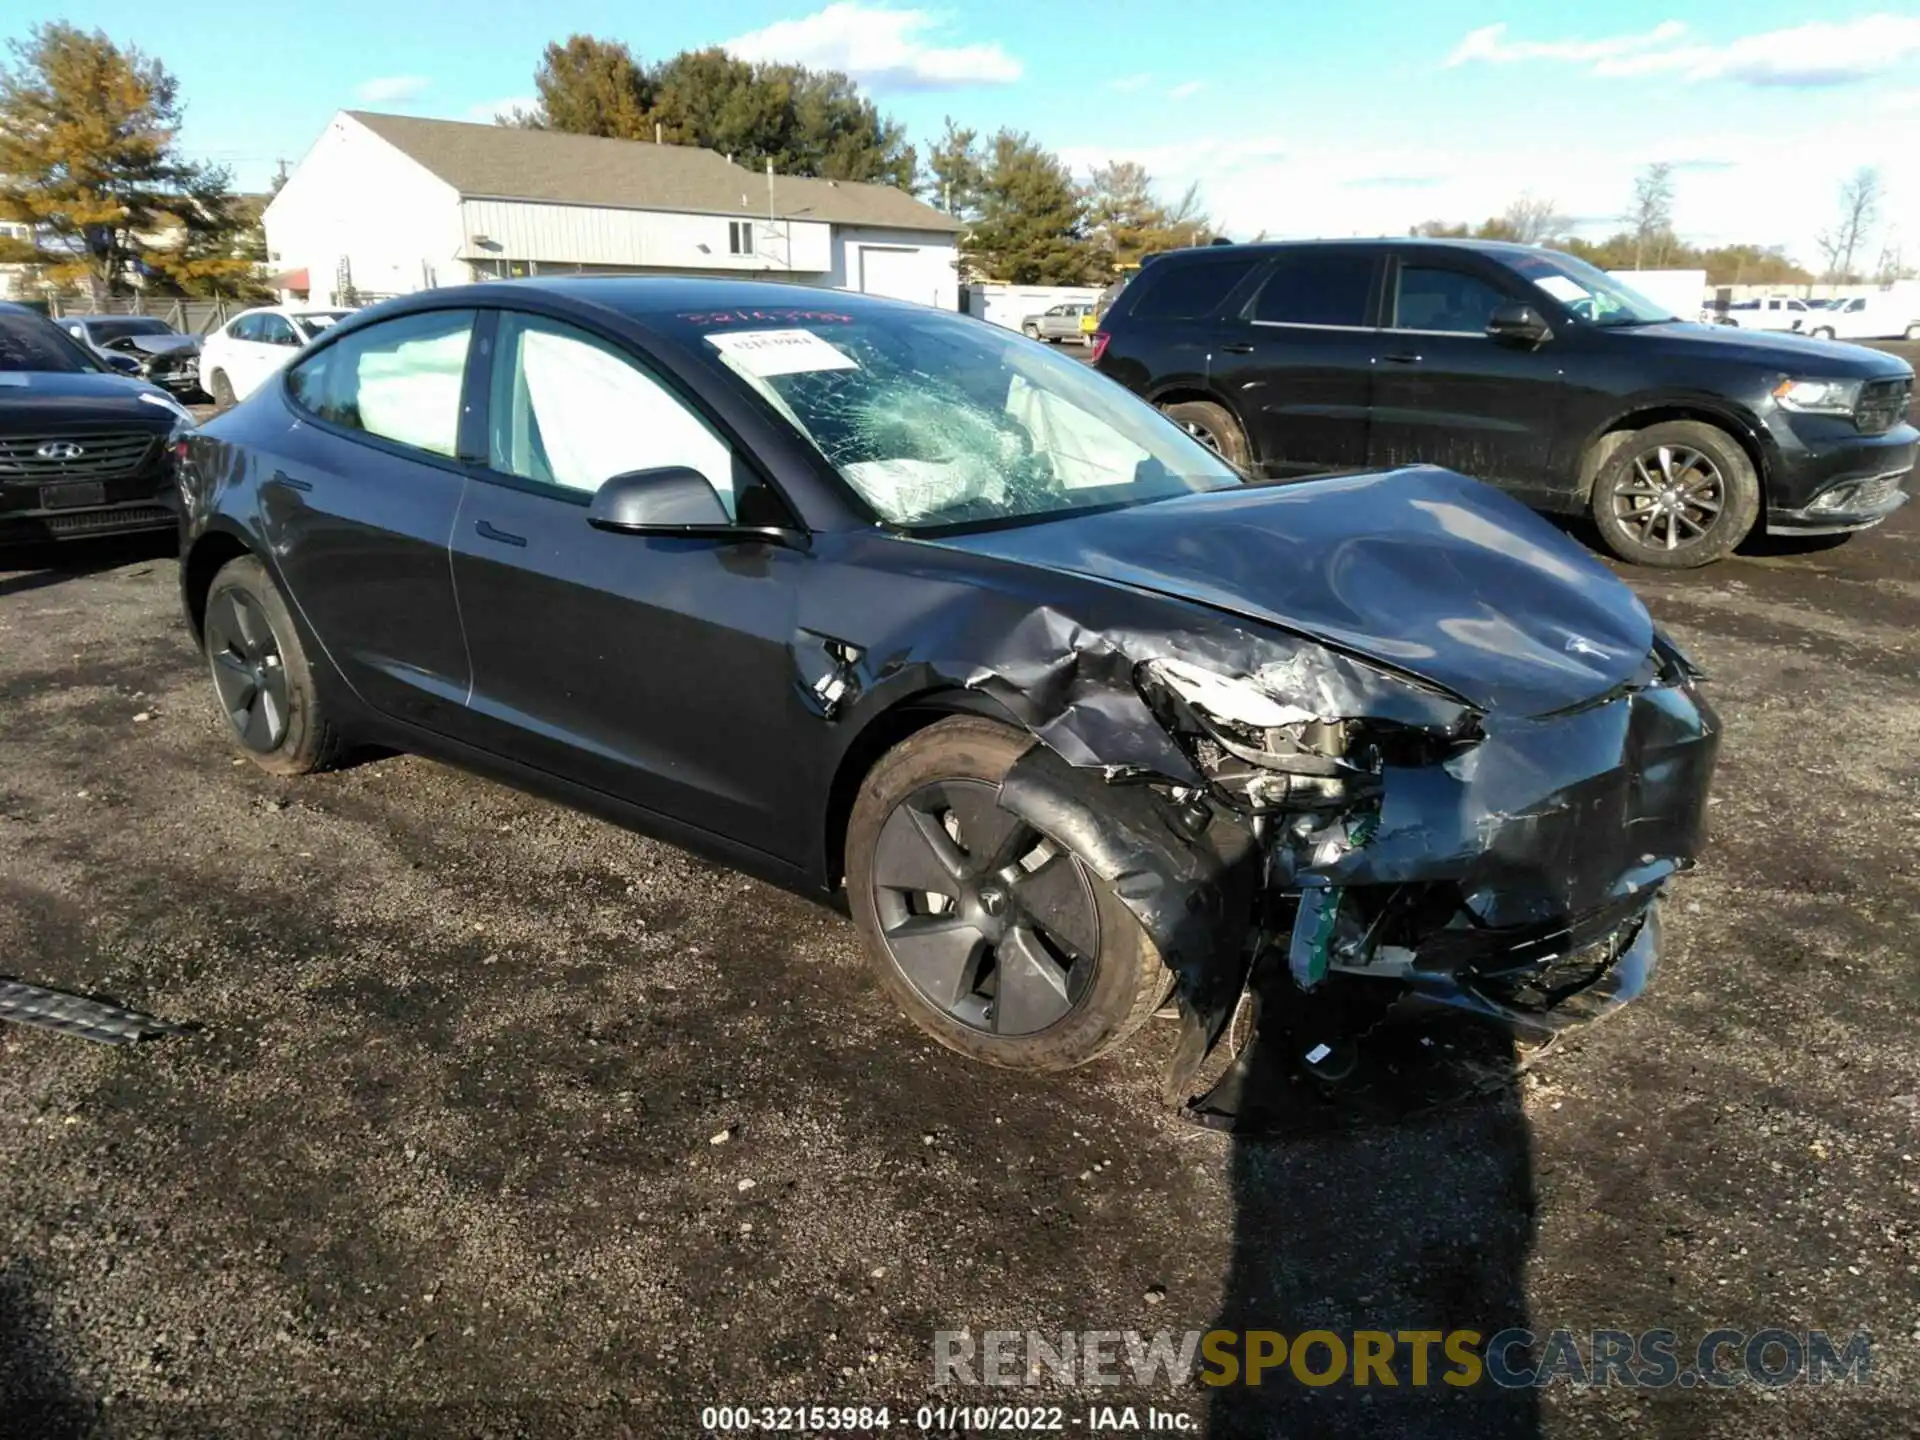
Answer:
[1108,73,1153,92]
[355,75,431,104]
[1444,20,1686,69]
[1060,121,1920,271]
[466,96,536,124]
[1167,80,1208,100]
[724,4,1020,90]
[1447,14,1920,88]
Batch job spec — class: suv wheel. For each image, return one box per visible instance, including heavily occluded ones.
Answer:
[1022,324,1041,340]
[1590,420,1760,568]
[1159,399,1252,474]
[846,718,1167,1071]
[203,555,344,774]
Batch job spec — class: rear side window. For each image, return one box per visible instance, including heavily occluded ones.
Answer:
[287,309,475,458]
[1251,252,1377,326]
[1127,257,1261,320]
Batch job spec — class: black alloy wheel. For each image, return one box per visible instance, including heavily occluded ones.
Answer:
[200,554,342,774]
[206,587,291,753]
[869,777,1099,1037]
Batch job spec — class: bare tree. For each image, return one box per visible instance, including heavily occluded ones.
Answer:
[1500,191,1570,246]
[1816,167,1880,282]
[1627,161,1675,269]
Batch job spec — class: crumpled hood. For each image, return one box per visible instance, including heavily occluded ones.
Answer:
[114,333,200,357]
[935,466,1655,716]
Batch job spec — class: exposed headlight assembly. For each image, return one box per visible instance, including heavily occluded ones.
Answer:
[1136,656,1481,814]
[1772,377,1861,416]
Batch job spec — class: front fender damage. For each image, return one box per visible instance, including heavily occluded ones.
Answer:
[983,626,1720,1133]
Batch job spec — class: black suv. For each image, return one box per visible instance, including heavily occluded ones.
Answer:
[1093,239,1916,566]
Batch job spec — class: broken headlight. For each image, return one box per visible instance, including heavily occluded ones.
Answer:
[1136,660,1466,817]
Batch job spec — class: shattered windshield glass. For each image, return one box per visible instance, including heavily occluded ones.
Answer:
[667,306,1244,529]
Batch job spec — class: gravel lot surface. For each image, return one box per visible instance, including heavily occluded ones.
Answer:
[2,351,1917,1438]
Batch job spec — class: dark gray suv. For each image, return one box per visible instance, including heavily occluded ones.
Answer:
[1093,239,1915,566]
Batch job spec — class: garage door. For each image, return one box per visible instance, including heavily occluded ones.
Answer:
[858,247,930,306]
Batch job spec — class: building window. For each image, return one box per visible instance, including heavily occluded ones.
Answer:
[728,221,754,257]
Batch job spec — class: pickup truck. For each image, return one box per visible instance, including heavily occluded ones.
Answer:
[1721,295,1814,332]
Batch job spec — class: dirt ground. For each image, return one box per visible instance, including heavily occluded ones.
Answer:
[2,358,1917,1438]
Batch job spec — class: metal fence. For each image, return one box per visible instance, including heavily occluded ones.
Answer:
[39,295,246,335]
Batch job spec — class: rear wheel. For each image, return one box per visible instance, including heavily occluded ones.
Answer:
[1159,399,1252,475]
[203,555,343,775]
[1809,325,1836,340]
[846,718,1166,1071]
[1589,420,1759,568]
[1906,323,1920,341]
[208,370,236,408]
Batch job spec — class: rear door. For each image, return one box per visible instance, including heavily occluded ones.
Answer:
[1365,250,1565,497]
[1208,247,1382,474]
[257,307,477,726]
[445,308,804,845]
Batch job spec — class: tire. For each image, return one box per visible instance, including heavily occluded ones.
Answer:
[846,717,1167,1071]
[1810,326,1835,340]
[1160,399,1253,475]
[209,370,236,408]
[202,555,343,775]
[1022,325,1040,340]
[1906,324,1920,341]
[1589,420,1760,568]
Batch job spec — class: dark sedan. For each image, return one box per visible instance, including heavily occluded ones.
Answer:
[177,279,1718,1128]
[0,304,192,548]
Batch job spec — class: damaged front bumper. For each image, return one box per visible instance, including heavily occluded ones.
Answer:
[994,653,1719,1132]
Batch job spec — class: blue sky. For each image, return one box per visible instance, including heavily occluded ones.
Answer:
[10,1,1920,269]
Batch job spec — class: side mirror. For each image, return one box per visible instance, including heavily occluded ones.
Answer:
[586,467,808,550]
[104,352,142,374]
[1486,303,1552,346]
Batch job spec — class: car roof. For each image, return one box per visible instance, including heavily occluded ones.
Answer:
[443,275,938,321]
[1147,236,1563,263]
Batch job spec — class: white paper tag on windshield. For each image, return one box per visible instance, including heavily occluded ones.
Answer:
[1533,276,1588,304]
[706,328,858,377]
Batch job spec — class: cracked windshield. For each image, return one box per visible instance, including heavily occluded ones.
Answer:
[683,310,1243,527]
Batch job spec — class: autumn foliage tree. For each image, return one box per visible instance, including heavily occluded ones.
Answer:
[0,23,258,302]
[524,36,915,188]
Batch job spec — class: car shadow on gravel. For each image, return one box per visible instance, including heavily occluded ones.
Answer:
[0,532,176,599]
[0,1259,91,1438]
[1204,1050,1541,1438]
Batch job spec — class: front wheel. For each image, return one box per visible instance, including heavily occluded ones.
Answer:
[846,718,1167,1071]
[1809,326,1836,340]
[1589,420,1760,568]
[208,370,236,408]
[1022,325,1040,340]
[1906,323,1920,341]
[1159,399,1253,475]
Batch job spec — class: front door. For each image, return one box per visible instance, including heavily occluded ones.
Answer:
[256,307,477,725]
[1365,254,1566,503]
[446,309,804,849]
[1208,247,1381,476]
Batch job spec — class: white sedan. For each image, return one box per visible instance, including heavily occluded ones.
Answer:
[199,306,352,406]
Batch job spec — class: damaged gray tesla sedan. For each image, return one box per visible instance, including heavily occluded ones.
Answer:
[179,279,1719,1128]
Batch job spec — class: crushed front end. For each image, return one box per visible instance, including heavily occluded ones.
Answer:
[993,625,1719,1133]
